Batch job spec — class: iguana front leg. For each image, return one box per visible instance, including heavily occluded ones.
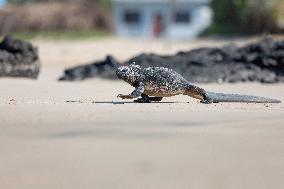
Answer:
[134,94,163,103]
[117,82,144,99]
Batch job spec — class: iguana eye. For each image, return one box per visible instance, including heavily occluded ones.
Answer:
[121,67,129,73]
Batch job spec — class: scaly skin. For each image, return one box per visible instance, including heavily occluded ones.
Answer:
[116,64,281,103]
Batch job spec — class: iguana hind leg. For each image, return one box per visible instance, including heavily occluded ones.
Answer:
[184,84,212,103]
[149,96,163,102]
[134,94,151,103]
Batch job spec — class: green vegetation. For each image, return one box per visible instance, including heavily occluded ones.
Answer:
[98,0,112,10]
[8,30,110,40]
[205,0,283,35]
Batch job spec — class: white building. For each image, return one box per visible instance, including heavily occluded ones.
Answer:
[113,0,212,39]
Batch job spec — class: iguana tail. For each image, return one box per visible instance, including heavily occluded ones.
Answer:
[205,91,281,103]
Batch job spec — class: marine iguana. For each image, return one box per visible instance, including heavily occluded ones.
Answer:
[116,64,281,103]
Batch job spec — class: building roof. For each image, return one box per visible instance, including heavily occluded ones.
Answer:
[113,0,211,4]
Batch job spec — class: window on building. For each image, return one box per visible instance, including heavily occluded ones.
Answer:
[174,11,191,24]
[124,11,141,24]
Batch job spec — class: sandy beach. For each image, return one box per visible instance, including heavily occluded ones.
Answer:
[0,37,284,189]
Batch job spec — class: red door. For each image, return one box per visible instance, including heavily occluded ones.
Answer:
[153,14,164,37]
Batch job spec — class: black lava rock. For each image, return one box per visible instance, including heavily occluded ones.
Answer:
[59,38,284,83]
[0,36,40,79]
[58,55,120,81]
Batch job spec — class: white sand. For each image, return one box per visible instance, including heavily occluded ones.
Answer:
[0,37,284,189]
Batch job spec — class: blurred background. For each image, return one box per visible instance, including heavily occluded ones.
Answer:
[0,0,283,39]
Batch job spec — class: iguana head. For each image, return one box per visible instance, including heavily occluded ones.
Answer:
[116,63,142,85]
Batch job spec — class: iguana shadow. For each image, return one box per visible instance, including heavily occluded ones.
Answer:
[94,101,178,104]
[65,100,186,104]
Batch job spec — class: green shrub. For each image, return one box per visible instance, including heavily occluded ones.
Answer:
[207,0,283,35]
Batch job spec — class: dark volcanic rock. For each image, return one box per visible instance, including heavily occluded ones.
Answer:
[0,36,40,79]
[128,38,284,83]
[59,38,284,83]
[59,55,120,81]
